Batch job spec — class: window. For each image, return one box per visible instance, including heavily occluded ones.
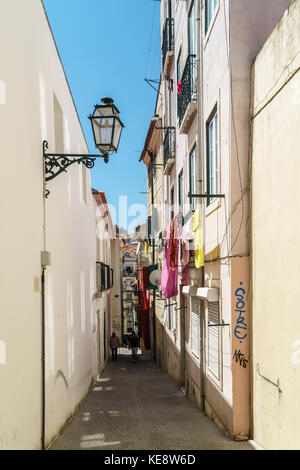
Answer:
[206,108,219,205]
[191,297,200,358]
[208,301,221,381]
[152,152,157,179]
[188,0,196,55]
[170,187,175,220]
[96,263,101,292]
[96,262,107,292]
[168,89,173,127]
[189,146,197,211]
[205,0,218,34]
[168,0,172,18]
[177,48,182,84]
[178,171,183,225]
[188,1,196,92]
[164,0,172,19]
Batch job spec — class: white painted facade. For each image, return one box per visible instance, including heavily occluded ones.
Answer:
[0,0,113,449]
[251,0,300,450]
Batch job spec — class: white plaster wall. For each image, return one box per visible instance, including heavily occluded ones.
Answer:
[0,0,98,449]
[251,0,300,449]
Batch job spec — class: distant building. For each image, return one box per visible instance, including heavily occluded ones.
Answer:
[121,238,138,336]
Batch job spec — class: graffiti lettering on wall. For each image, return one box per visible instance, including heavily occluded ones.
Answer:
[233,349,248,368]
[234,283,247,343]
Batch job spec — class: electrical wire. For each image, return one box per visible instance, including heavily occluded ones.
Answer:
[253,51,300,117]
[145,4,158,79]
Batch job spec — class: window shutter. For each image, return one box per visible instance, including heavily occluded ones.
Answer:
[191,297,200,358]
[96,262,101,292]
[208,301,220,379]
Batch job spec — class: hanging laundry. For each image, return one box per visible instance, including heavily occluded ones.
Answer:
[180,216,193,285]
[145,240,148,254]
[181,264,189,286]
[177,80,182,94]
[192,206,204,268]
[167,216,179,270]
[161,245,178,299]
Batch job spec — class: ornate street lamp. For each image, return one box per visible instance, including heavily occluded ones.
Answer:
[43,97,124,186]
[89,97,124,161]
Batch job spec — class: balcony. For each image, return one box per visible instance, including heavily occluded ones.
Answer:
[163,127,176,175]
[177,54,197,134]
[162,18,174,78]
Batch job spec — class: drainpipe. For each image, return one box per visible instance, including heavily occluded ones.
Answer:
[41,157,47,451]
[41,267,46,450]
[196,0,206,413]
[149,153,157,363]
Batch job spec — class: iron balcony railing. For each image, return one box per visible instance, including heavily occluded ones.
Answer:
[163,127,176,168]
[177,54,197,126]
[162,18,174,69]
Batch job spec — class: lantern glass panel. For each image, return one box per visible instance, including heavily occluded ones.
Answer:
[112,119,123,151]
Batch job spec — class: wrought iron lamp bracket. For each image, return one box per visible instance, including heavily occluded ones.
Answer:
[43,140,109,184]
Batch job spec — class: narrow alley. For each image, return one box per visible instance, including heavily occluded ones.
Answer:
[49,350,253,451]
[2,0,300,452]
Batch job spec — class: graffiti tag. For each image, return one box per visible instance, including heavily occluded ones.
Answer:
[233,349,248,368]
[234,283,247,342]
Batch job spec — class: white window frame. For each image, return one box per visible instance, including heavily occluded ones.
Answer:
[205,0,219,35]
[189,146,197,212]
[207,108,219,205]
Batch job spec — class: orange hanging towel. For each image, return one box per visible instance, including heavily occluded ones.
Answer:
[192,206,204,268]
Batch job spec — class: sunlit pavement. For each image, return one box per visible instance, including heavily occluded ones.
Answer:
[49,348,253,450]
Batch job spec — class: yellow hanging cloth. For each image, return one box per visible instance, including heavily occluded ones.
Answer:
[145,241,148,254]
[192,206,204,268]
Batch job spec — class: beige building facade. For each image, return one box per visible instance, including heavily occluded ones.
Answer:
[139,0,291,439]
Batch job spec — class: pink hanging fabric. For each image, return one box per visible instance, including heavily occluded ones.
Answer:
[180,217,193,285]
[161,245,178,299]
[167,217,179,270]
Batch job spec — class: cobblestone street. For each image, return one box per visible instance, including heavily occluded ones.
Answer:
[50,349,253,451]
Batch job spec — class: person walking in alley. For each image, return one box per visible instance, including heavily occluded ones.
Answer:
[128,331,139,363]
[109,332,120,361]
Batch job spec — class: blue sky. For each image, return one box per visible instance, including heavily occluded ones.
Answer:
[43,0,161,230]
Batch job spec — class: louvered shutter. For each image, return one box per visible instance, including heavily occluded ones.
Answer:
[191,297,200,358]
[208,301,220,379]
